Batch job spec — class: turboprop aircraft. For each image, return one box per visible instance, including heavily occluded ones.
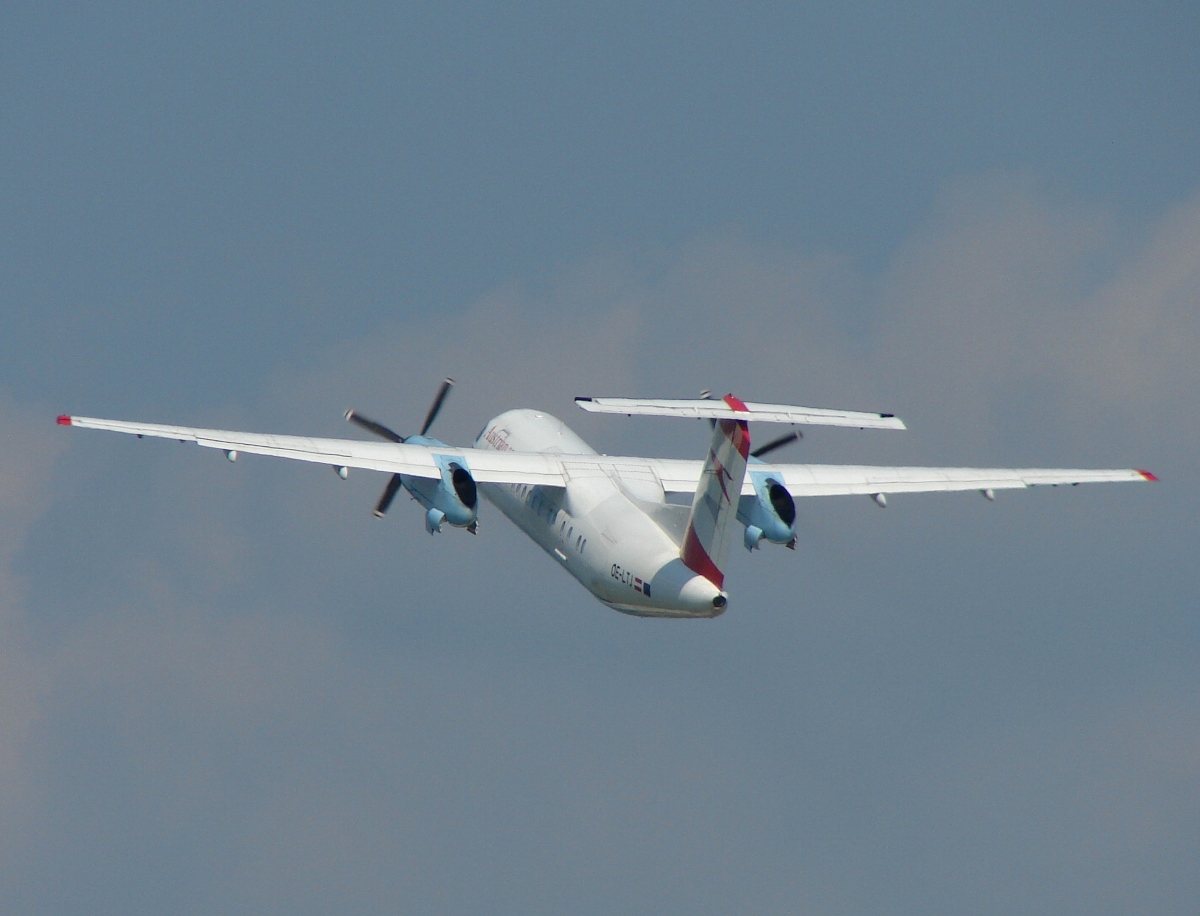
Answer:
[57,380,1156,618]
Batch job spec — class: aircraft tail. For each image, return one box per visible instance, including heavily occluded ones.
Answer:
[680,395,751,589]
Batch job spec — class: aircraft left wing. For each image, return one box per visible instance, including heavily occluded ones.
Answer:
[597,458,1155,497]
[755,463,1157,498]
[57,415,568,486]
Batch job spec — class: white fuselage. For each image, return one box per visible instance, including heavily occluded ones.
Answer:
[474,410,725,618]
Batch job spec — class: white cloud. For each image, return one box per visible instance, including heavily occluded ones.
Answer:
[7,175,1197,914]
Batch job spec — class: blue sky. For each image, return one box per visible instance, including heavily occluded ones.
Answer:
[2,4,1197,914]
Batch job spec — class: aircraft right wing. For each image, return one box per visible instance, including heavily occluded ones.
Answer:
[58,415,569,487]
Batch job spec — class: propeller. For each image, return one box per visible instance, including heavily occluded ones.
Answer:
[420,377,454,436]
[346,377,456,518]
[344,410,404,443]
[374,473,405,518]
[751,429,802,459]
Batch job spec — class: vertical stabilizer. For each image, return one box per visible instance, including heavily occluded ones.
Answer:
[681,395,751,589]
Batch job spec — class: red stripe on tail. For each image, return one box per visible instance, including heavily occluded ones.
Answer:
[681,526,724,589]
[718,417,750,460]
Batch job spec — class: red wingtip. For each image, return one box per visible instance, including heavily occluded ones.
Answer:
[723,394,749,412]
[1136,469,1159,482]
[56,414,72,426]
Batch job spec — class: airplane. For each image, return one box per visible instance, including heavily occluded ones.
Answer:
[56,380,1157,619]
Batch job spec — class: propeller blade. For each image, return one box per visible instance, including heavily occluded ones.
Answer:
[751,430,802,459]
[373,473,404,518]
[419,377,454,436]
[345,409,404,443]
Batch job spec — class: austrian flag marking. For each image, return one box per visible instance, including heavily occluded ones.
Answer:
[611,564,652,598]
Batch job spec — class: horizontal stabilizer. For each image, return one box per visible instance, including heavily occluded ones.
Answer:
[575,396,905,430]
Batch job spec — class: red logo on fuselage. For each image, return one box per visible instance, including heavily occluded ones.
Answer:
[483,427,512,451]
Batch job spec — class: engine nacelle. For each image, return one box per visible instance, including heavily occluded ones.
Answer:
[737,473,797,551]
[407,460,479,534]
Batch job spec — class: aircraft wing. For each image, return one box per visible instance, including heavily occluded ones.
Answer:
[59,415,1155,497]
[57,415,568,486]
[752,463,1157,497]
[616,458,1154,497]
